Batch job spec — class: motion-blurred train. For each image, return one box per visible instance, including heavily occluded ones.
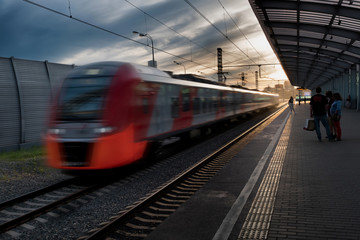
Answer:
[45,62,278,171]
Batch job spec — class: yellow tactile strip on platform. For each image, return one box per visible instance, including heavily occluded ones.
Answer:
[238,114,292,240]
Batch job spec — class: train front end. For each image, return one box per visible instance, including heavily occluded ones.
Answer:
[45,62,147,171]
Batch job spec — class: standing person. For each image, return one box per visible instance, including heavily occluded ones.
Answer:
[310,87,334,142]
[345,95,351,108]
[330,93,342,141]
[288,96,295,114]
[326,91,336,138]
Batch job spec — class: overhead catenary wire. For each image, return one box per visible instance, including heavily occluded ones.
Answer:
[124,0,217,58]
[216,0,280,78]
[217,0,265,61]
[126,0,260,67]
[184,0,257,65]
[22,0,280,86]
[221,50,272,77]
[23,0,216,72]
[183,0,277,79]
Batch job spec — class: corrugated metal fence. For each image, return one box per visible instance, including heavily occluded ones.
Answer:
[0,57,74,152]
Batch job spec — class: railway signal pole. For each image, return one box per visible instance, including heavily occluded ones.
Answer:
[217,48,224,83]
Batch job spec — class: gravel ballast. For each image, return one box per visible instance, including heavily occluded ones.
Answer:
[0,109,280,239]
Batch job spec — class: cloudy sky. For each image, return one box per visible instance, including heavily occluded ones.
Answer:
[1,0,288,89]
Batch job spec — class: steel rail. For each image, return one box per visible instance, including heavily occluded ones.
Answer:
[0,178,77,211]
[0,180,105,233]
[82,105,287,240]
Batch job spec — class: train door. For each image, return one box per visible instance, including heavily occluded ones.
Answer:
[172,87,193,130]
[235,91,242,114]
[192,87,206,125]
[134,82,158,140]
[229,91,236,116]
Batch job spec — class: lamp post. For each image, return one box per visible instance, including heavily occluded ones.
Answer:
[173,61,186,74]
[133,31,156,68]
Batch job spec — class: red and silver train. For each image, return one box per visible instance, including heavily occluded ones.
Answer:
[45,62,278,171]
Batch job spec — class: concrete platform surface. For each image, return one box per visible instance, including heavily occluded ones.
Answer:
[146,103,360,240]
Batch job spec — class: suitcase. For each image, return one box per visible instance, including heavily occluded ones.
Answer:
[304,119,315,131]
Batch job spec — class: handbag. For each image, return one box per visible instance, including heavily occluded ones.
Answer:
[304,119,315,131]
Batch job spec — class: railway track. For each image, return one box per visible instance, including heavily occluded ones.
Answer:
[0,105,286,239]
[0,138,197,237]
[78,105,286,240]
[0,176,116,235]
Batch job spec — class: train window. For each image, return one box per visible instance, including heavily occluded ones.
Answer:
[229,94,235,109]
[236,93,241,106]
[223,97,228,108]
[202,98,207,113]
[220,92,224,108]
[244,93,252,103]
[142,98,149,114]
[57,77,111,120]
[193,98,200,115]
[182,88,190,112]
[171,97,179,118]
[208,98,211,113]
[202,98,206,113]
[212,96,218,112]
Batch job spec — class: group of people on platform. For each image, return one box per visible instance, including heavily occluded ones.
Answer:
[288,87,342,142]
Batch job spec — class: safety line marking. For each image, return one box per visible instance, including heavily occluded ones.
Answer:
[238,113,292,239]
[212,112,291,240]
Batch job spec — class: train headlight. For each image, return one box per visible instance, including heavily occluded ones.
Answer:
[94,126,115,134]
[48,128,66,135]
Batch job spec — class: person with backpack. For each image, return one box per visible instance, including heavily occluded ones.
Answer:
[310,87,334,142]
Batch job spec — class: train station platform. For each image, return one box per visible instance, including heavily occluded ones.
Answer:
[147,103,360,240]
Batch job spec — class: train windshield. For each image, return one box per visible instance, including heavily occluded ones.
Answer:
[57,77,112,120]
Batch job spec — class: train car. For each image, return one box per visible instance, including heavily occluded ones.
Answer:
[45,62,278,171]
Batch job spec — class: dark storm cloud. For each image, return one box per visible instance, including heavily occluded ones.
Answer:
[1,1,85,61]
[1,0,143,61]
[0,0,283,87]
[135,0,246,66]
[1,0,237,61]
[141,0,266,68]
[1,1,213,60]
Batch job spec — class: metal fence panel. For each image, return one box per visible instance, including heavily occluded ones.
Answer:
[0,57,74,151]
[47,62,73,99]
[15,59,51,144]
[0,58,21,151]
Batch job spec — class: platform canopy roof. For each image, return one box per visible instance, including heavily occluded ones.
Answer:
[249,0,360,89]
